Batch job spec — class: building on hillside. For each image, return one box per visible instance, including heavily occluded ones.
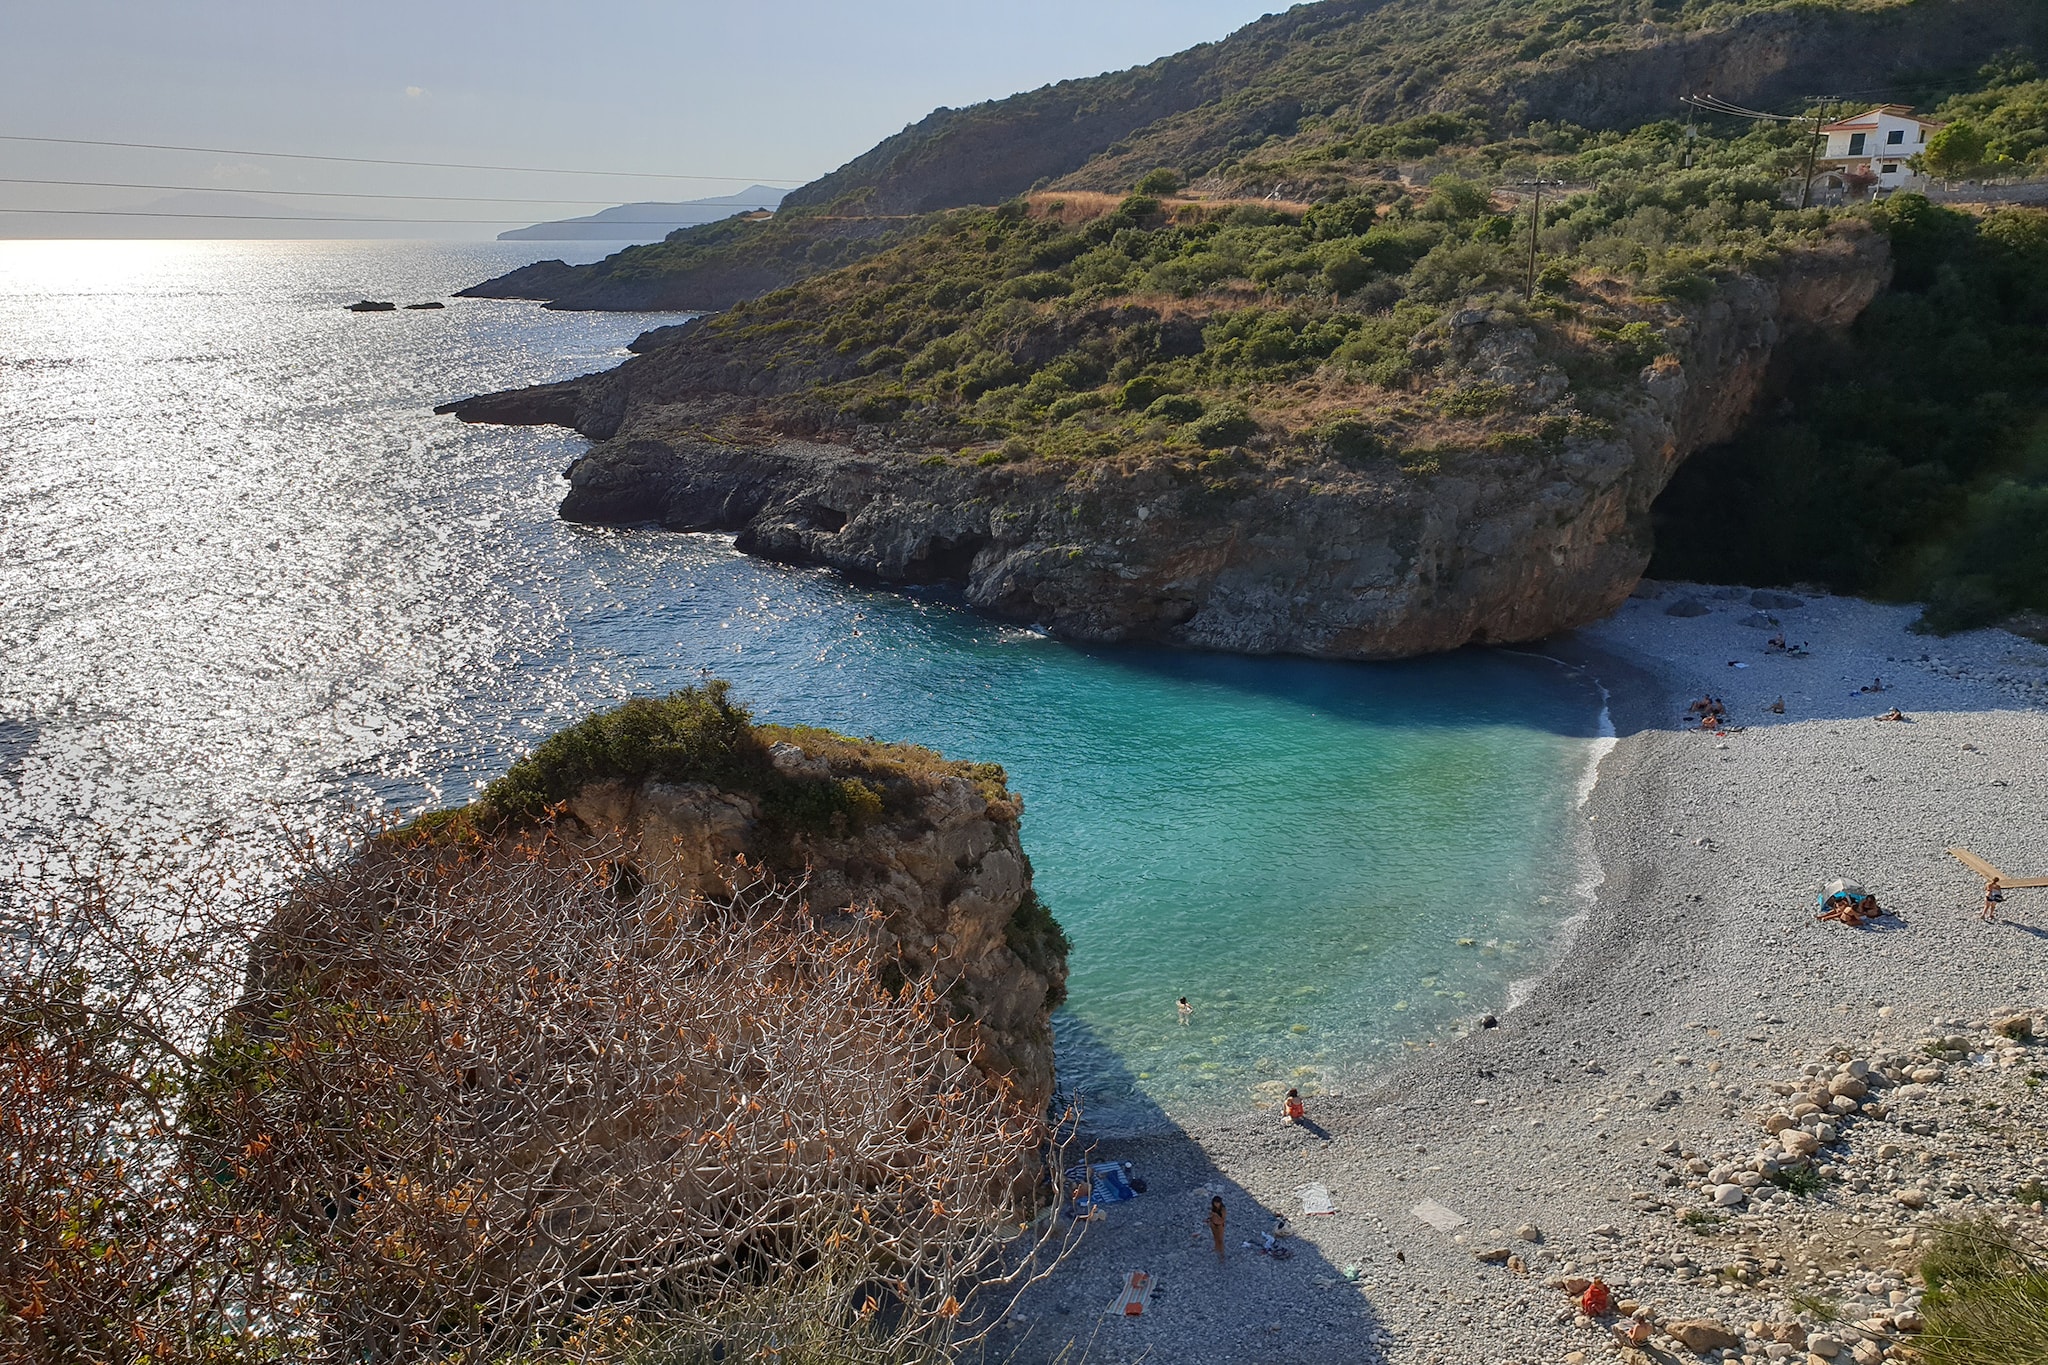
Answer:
[1811,106,1944,200]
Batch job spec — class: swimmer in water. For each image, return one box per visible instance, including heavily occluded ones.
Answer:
[1177,996,1193,1026]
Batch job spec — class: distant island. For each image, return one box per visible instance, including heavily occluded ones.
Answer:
[496,186,788,243]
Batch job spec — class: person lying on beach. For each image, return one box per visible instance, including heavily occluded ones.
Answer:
[1817,895,1884,927]
[1767,633,1788,652]
[1984,878,2005,924]
[1876,707,1907,722]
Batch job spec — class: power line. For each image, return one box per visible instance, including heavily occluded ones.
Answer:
[0,176,771,206]
[0,207,775,225]
[0,133,803,184]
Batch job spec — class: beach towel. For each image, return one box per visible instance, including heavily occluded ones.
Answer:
[1411,1198,1468,1231]
[1108,1270,1155,1317]
[1299,1183,1336,1216]
[1065,1162,1137,1205]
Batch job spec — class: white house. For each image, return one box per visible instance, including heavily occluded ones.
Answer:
[1814,106,1944,197]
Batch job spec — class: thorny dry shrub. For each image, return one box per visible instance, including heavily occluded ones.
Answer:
[2,828,1074,1365]
[0,838,253,1365]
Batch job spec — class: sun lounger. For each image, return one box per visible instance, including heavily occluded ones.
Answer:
[1950,848,2048,889]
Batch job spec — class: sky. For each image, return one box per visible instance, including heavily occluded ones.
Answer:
[0,0,1287,237]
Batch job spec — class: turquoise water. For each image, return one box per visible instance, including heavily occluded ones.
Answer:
[0,240,1603,1131]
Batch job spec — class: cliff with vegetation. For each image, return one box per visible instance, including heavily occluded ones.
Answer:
[451,0,2048,641]
[403,683,1069,1113]
[463,0,2042,313]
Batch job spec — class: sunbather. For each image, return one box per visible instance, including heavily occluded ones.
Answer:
[1984,877,2005,924]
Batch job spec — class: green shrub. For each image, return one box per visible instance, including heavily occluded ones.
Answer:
[1134,168,1184,196]
[1147,393,1207,421]
[1917,1218,2048,1365]
[1318,416,1387,461]
[1188,402,1258,447]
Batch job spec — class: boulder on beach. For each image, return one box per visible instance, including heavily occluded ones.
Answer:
[1751,589,1806,609]
[1665,597,1711,618]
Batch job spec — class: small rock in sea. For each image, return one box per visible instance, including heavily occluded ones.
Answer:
[1750,589,1806,609]
[404,301,446,309]
[346,300,397,312]
[1665,596,1711,617]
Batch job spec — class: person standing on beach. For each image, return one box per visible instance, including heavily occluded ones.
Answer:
[1208,1196,1227,1263]
[1984,877,2005,923]
[1178,996,1193,1026]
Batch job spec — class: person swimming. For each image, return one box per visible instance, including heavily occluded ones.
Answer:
[1177,996,1193,1026]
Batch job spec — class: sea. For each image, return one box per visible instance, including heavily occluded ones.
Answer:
[0,239,1610,1133]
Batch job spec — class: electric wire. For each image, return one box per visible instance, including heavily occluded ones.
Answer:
[0,133,802,183]
[0,176,785,206]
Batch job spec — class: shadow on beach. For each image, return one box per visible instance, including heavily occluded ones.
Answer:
[975,1015,1393,1365]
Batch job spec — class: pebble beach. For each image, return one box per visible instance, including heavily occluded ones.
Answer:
[991,584,2048,1365]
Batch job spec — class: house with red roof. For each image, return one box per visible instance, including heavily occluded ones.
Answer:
[1814,106,1944,199]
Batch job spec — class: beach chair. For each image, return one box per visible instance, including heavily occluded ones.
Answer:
[1950,848,2048,890]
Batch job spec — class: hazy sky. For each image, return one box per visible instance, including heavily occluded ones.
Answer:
[1,1,1284,234]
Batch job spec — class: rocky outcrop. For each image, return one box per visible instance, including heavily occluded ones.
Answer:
[543,734,1066,1114]
[447,228,1891,660]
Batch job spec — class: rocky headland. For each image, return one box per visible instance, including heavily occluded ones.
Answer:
[401,692,1068,1114]
[445,229,1889,660]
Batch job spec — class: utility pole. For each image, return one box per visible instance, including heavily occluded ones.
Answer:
[1798,106,1829,209]
[1510,179,1569,300]
[1683,93,1837,208]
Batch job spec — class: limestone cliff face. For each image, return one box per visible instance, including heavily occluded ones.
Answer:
[449,229,1891,660]
[550,737,1065,1114]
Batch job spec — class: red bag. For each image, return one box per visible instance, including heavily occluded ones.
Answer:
[1580,1279,1613,1317]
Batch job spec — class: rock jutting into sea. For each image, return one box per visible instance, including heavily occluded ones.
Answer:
[441,229,1890,661]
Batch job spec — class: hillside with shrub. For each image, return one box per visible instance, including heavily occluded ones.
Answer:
[474,0,2041,312]
[462,2,2048,635]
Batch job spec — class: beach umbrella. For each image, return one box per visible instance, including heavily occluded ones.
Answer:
[1820,878,1867,902]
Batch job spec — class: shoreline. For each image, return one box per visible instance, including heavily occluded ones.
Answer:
[993,584,2048,1365]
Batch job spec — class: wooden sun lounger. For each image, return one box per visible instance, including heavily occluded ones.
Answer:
[1949,848,2048,889]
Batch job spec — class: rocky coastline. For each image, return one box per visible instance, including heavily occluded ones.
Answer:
[442,231,1890,661]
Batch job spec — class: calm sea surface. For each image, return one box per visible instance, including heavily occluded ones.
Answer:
[0,240,1607,1131]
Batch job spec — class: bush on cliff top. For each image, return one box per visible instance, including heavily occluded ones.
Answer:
[410,681,1011,848]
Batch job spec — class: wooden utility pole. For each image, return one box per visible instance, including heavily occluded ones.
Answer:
[1510,179,1569,299]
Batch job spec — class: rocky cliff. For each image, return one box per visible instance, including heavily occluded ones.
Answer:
[459,716,1070,1115]
[448,228,1890,659]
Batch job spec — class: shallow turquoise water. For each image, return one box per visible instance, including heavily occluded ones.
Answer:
[0,240,1603,1132]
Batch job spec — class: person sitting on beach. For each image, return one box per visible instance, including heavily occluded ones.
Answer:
[1767,633,1788,652]
[1178,996,1193,1026]
[1877,707,1906,723]
[1282,1088,1306,1125]
[1984,877,2005,924]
